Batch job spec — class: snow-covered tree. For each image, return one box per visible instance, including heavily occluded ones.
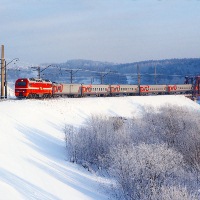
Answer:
[109,143,183,200]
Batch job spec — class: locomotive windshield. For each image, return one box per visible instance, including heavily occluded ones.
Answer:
[16,82,26,86]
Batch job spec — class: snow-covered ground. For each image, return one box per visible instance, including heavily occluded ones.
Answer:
[0,94,199,200]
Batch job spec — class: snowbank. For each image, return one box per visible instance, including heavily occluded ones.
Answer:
[0,95,199,200]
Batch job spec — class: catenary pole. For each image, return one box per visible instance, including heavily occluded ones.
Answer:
[1,45,5,99]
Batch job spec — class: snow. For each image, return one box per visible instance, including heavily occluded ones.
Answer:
[0,94,199,200]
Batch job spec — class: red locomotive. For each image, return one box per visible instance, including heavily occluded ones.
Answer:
[15,78,52,98]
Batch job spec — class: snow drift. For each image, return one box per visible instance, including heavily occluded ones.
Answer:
[0,95,199,200]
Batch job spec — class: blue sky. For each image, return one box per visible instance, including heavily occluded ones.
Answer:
[1,0,200,64]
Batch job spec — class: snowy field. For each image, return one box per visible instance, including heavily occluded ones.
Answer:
[0,94,199,200]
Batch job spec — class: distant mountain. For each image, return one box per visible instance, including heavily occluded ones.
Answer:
[7,58,200,86]
[59,59,115,70]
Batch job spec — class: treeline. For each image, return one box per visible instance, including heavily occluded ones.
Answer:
[46,58,200,84]
[64,105,200,200]
[8,58,200,85]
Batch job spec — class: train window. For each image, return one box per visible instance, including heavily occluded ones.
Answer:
[17,82,26,86]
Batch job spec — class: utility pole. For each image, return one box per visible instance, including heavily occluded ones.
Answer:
[137,64,141,96]
[38,67,40,79]
[4,58,19,98]
[31,66,41,79]
[154,66,157,84]
[1,45,5,99]
[100,71,114,84]
[65,69,80,83]
[32,65,54,79]
[91,77,94,84]
[100,73,103,84]
[137,64,140,85]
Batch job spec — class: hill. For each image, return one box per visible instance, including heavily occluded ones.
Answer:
[0,95,199,199]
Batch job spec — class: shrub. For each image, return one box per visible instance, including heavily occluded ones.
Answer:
[109,143,183,200]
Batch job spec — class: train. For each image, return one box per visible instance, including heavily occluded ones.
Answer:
[14,77,199,99]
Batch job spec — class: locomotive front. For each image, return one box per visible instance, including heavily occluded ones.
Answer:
[15,78,29,98]
[15,78,53,98]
